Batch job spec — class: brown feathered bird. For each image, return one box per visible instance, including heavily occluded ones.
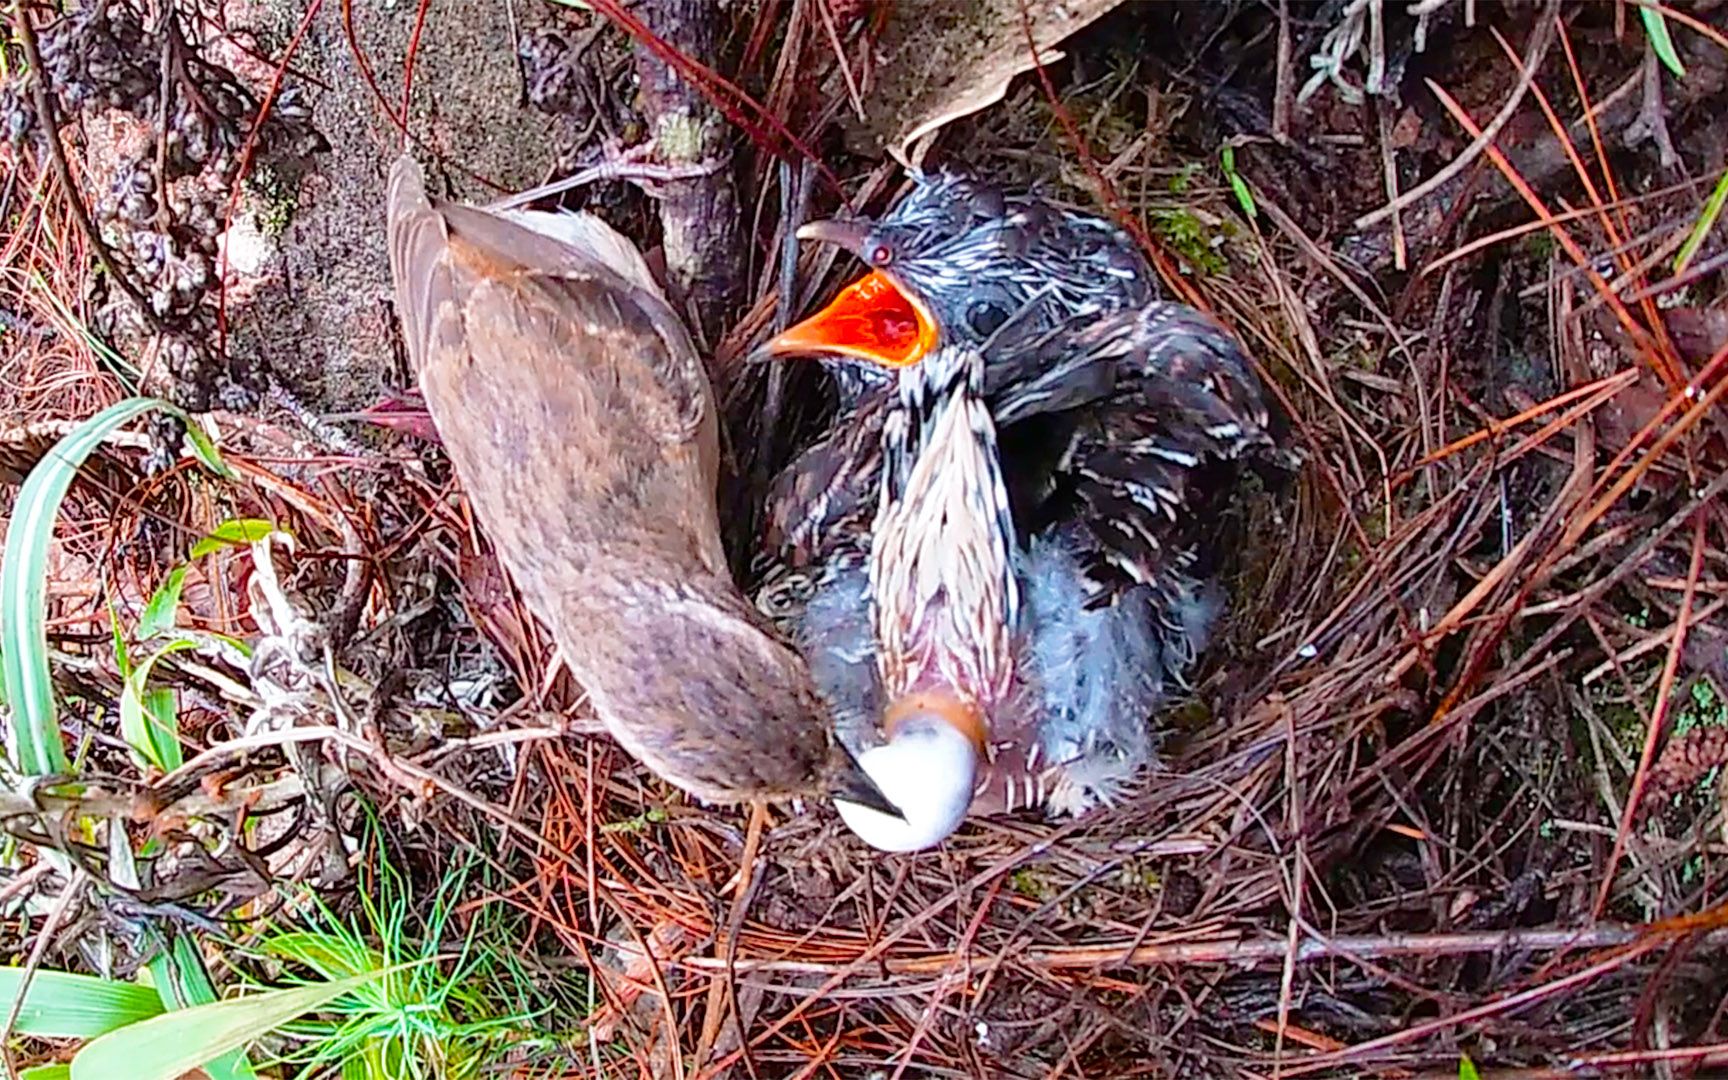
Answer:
[384,154,896,815]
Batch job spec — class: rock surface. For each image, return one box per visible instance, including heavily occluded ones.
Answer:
[233,0,590,411]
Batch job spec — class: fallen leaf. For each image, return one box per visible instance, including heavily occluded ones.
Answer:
[842,0,1126,165]
[1663,305,1728,368]
[353,391,442,444]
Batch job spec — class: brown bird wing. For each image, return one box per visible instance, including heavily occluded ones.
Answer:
[385,155,725,581]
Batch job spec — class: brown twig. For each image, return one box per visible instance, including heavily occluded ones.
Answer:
[631,0,747,346]
[1592,512,1707,919]
[696,799,768,1079]
[0,869,86,1078]
[606,922,1728,978]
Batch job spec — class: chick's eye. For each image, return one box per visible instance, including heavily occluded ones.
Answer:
[868,243,893,266]
[965,300,1008,338]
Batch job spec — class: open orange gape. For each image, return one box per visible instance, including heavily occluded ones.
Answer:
[764,269,939,369]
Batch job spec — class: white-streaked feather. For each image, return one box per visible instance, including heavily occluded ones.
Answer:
[869,349,1018,706]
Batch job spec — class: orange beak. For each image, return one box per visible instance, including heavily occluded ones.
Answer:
[762,270,939,369]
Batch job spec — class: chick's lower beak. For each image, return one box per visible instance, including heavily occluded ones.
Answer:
[759,270,938,369]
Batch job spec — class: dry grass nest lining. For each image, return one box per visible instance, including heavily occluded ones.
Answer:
[7,12,1728,1079]
[6,172,1407,1069]
[481,171,1728,1073]
[482,143,1728,1070]
[7,136,1722,1079]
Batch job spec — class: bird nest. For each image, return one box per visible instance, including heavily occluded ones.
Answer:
[3,1,1728,1077]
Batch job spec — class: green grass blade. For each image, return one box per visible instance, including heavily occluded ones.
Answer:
[178,422,235,479]
[191,519,281,560]
[1674,168,1728,275]
[28,271,138,389]
[1638,3,1686,79]
[139,689,179,771]
[118,639,195,773]
[0,967,164,1039]
[2,398,231,776]
[147,935,258,1080]
[137,566,188,641]
[264,932,387,983]
[22,1066,71,1080]
[339,1054,373,1080]
[1220,144,1257,220]
[70,970,386,1080]
[108,602,134,681]
[3,398,173,775]
[1459,1053,1482,1080]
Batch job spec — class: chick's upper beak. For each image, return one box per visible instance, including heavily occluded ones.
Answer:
[758,217,938,369]
[794,218,873,252]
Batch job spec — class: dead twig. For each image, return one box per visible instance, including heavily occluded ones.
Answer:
[0,869,86,1078]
